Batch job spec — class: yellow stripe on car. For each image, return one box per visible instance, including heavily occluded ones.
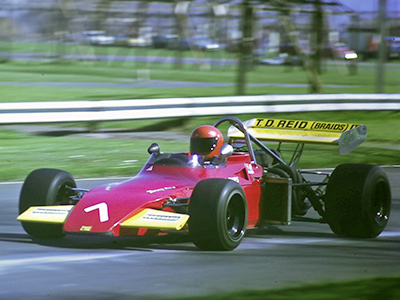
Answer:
[17,206,74,224]
[120,209,189,231]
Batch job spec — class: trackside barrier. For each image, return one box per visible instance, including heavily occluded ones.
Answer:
[0,94,399,125]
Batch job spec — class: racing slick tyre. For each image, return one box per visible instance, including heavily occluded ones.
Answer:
[268,165,309,216]
[189,179,247,251]
[19,168,77,239]
[325,164,391,238]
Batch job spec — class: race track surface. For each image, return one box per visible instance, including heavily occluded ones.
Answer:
[1,168,399,299]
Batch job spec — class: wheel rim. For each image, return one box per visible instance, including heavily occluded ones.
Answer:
[55,181,75,205]
[371,180,390,226]
[226,195,245,240]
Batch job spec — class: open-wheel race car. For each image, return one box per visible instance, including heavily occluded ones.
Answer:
[18,117,392,251]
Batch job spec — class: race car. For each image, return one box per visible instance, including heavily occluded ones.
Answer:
[17,116,392,251]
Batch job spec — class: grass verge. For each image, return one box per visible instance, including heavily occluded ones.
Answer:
[0,111,399,181]
[1,50,400,102]
[171,276,400,300]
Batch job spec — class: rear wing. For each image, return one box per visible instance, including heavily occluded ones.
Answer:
[228,118,367,155]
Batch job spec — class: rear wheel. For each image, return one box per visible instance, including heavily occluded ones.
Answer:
[325,164,391,238]
[189,179,247,251]
[19,168,76,239]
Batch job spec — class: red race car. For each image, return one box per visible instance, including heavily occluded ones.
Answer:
[18,117,391,250]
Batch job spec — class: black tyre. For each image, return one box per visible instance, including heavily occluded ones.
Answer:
[189,179,247,251]
[325,164,391,238]
[19,168,77,239]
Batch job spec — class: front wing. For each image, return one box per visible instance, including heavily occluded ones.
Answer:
[18,206,190,234]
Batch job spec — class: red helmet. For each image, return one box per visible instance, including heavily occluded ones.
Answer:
[190,125,224,159]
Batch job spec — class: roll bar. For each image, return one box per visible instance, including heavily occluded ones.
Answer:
[213,117,286,166]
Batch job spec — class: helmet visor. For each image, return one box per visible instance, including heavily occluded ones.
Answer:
[190,137,219,155]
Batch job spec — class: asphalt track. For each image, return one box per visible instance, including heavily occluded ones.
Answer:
[0,168,399,299]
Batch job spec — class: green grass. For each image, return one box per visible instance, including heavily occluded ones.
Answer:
[0,41,238,60]
[0,130,188,181]
[0,60,395,102]
[0,111,399,181]
[1,41,400,102]
[171,276,400,300]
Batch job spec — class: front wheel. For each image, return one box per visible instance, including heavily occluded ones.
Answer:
[325,164,391,238]
[19,168,77,239]
[189,179,248,251]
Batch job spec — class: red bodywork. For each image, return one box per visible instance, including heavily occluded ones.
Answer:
[63,152,263,236]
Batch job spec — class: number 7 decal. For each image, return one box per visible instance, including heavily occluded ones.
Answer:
[84,203,109,222]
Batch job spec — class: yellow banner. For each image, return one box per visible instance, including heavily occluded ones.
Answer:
[251,118,361,133]
[227,118,367,153]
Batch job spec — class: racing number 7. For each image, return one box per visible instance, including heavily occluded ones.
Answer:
[84,203,110,223]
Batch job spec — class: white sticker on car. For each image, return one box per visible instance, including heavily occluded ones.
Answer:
[84,202,109,223]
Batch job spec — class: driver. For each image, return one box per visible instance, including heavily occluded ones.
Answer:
[190,125,224,163]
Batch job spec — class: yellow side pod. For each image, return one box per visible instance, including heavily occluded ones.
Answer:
[228,118,367,155]
[17,206,74,224]
[120,209,190,231]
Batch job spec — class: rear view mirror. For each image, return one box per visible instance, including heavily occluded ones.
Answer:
[147,143,161,155]
[220,144,233,158]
